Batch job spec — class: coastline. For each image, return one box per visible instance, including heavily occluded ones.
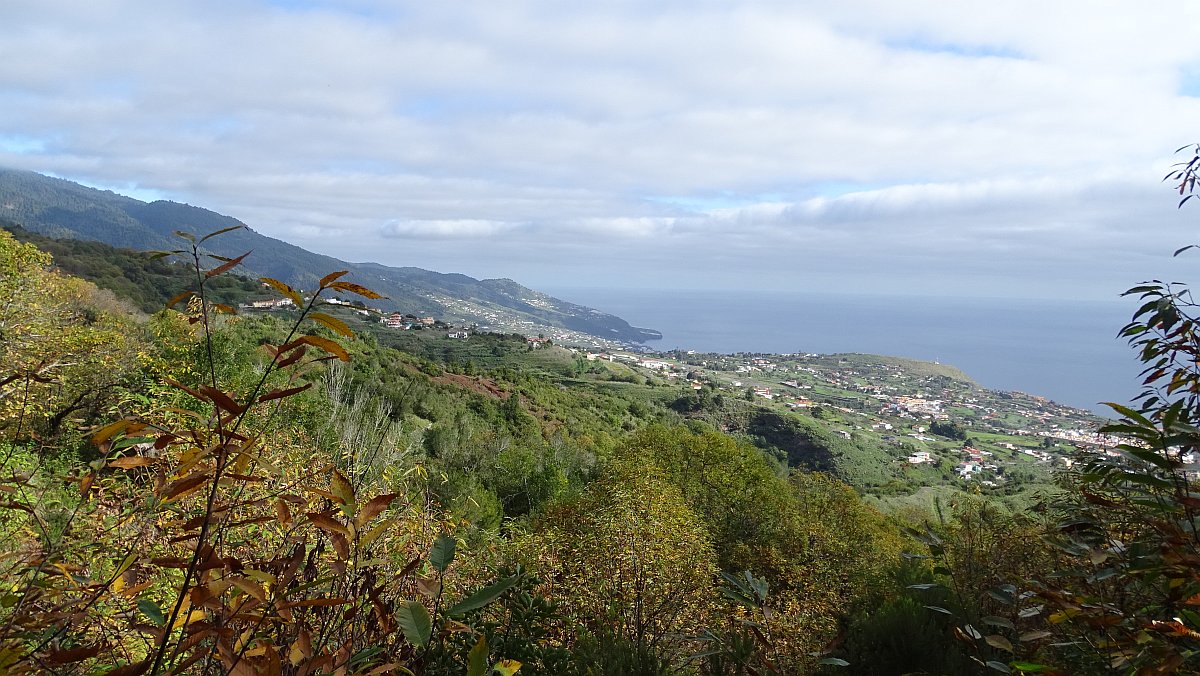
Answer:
[554,287,1141,415]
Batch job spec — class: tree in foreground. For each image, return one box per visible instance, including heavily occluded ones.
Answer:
[0,228,523,675]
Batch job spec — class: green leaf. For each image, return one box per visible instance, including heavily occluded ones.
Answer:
[744,570,768,602]
[985,661,1012,673]
[819,658,850,667]
[430,533,456,573]
[924,605,953,615]
[113,552,138,579]
[397,600,432,647]
[719,571,757,606]
[330,468,355,509]
[1103,402,1154,427]
[467,636,489,676]
[1010,663,1054,673]
[138,598,165,626]
[447,576,519,617]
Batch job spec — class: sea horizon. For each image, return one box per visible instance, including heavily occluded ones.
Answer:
[549,287,1143,416]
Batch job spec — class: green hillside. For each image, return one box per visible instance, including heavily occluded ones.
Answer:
[0,168,660,343]
[0,221,1189,675]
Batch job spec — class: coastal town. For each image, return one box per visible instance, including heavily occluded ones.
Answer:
[557,346,1123,494]
[249,293,1126,496]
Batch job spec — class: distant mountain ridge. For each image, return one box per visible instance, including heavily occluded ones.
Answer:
[0,168,661,343]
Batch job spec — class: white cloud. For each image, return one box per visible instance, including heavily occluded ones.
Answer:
[380,218,518,239]
[3,0,1200,300]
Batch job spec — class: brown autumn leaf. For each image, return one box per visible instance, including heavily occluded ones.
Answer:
[257,383,313,403]
[276,345,308,368]
[229,577,267,603]
[102,660,151,676]
[356,493,399,528]
[199,385,245,415]
[331,531,350,561]
[161,472,212,503]
[166,289,197,309]
[260,277,303,306]
[275,499,292,528]
[306,512,350,538]
[319,270,349,286]
[329,280,383,299]
[204,251,250,279]
[296,628,313,658]
[277,598,350,609]
[109,456,157,469]
[44,645,101,665]
[416,576,441,598]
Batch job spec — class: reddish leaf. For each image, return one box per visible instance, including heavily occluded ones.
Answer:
[356,493,398,527]
[274,499,292,528]
[166,290,197,309]
[109,456,158,469]
[204,251,250,279]
[151,557,191,568]
[103,660,151,676]
[257,383,313,403]
[44,645,101,665]
[277,598,350,609]
[199,386,245,415]
[331,531,350,561]
[163,377,208,404]
[161,472,212,503]
[306,512,350,537]
[277,347,308,368]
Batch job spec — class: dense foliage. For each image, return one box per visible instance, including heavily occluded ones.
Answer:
[4,151,1200,676]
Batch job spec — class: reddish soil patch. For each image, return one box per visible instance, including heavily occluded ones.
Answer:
[432,372,508,400]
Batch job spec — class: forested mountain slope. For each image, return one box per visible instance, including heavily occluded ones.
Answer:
[0,168,660,343]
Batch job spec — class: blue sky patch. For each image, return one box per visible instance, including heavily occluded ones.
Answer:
[886,36,1025,60]
[0,135,45,154]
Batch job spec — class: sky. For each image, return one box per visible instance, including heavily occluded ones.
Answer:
[5,1,1200,301]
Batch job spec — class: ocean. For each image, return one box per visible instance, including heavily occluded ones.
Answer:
[548,287,1144,416]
